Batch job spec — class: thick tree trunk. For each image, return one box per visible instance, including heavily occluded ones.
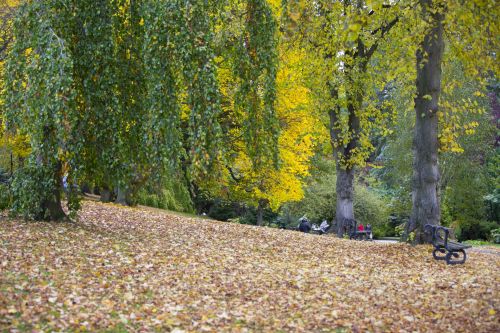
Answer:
[42,184,66,221]
[115,186,132,206]
[115,187,127,205]
[36,157,65,221]
[100,186,112,202]
[329,87,359,237]
[256,198,267,226]
[407,0,445,243]
[335,167,355,237]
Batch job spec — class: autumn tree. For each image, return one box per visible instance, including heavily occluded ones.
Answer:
[195,0,322,225]
[4,0,78,219]
[406,0,499,242]
[2,0,280,220]
[0,0,28,176]
[283,0,408,236]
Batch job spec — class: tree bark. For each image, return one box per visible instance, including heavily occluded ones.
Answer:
[329,87,359,237]
[115,186,133,206]
[407,0,445,243]
[256,198,267,226]
[42,183,66,221]
[100,185,112,202]
[335,167,355,237]
[115,186,127,205]
[38,158,66,221]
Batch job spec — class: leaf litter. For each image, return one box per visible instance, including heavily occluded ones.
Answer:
[0,201,498,332]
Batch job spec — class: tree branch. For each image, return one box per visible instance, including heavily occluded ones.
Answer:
[366,16,399,60]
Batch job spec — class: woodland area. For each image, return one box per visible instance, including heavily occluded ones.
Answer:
[0,0,499,331]
[0,0,498,242]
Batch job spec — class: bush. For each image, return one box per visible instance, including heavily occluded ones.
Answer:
[464,240,499,246]
[454,219,500,242]
[135,175,194,213]
[206,199,242,221]
[0,183,10,210]
[10,164,57,220]
[490,228,500,244]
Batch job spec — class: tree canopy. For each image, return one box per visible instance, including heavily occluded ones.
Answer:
[0,0,498,244]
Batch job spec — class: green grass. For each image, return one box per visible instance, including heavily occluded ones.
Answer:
[464,240,500,247]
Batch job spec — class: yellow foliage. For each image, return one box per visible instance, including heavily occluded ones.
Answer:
[0,0,29,162]
[209,11,327,210]
[228,47,324,210]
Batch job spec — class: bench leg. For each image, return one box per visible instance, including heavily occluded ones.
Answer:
[445,249,467,265]
[432,246,447,260]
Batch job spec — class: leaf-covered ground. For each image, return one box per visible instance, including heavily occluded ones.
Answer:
[1,201,499,332]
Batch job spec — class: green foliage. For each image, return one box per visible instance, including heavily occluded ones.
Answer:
[3,0,79,219]
[202,199,241,222]
[136,176,194,213]
[2,0,279,219]
[0,183,9,210]
[454,220,499,242]
[463,239,500,247]
[233,0,279,167]
[491,228,500,244]
[484,179,500,223]
[10,164,57,220]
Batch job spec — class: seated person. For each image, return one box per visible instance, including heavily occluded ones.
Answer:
[319,220,330,234]
[357,223,365,232]
[298,217,311,233]
[366,224,373,239]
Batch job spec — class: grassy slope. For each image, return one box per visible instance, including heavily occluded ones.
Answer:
[0,201,499,332]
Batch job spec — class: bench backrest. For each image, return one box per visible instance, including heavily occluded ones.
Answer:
[424,224,450,245]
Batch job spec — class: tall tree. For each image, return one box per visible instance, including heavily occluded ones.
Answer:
[406,0,499,242]
[283,0,404,236]
[406,0,445,243]
[4,0,78,219]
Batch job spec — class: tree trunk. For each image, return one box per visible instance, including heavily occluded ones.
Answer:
[256,198,267,226]
[42,183,66,221]
[335,167,355,237]
[100,186,112,202]
[407,0,445,243]
[38,158,66,221]
[115,186,131,206]
[115,187,126,205]
[329,87,359,237]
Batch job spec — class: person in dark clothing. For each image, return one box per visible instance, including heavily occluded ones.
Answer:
[298,217,311,233]
[366,224,373,240]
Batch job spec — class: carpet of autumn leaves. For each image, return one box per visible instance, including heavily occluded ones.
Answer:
[1,201,499,333]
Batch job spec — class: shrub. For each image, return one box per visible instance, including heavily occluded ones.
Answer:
[135,176,194,214]
[491,228,500,244]
[454,219,500,241]
[207,199,242,221]
[10,164,57,220]
[0,183,10,210]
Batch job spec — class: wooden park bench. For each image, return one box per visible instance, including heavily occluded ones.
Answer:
[424,224,471,265]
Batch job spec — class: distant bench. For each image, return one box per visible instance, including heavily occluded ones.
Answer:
[344,219,372,241]
[424,224,471,265]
